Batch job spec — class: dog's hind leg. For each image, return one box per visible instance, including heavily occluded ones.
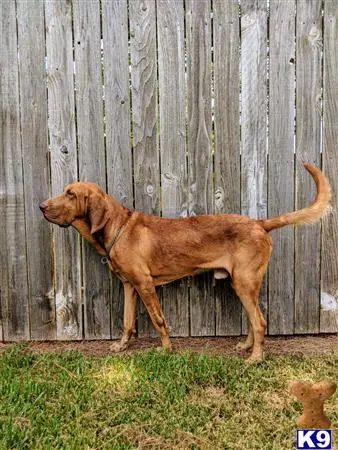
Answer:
[110,282,137,352]
[232,271,267,364]
[135,277,172,352]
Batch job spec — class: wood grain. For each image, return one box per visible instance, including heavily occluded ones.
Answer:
[240,0,268,333]
[102,0,133,339]
[157,0,189,336]
[294,0,322,333]
[45,0,82,340]
[321,0,338,332]
[0,0,30,340]
[268,0,295,335]
[213,0,242,336]
[73,0,110,339]
[186,0,214,336]
[129,0,160,337]
[17,0,55,340]
[1,1,337,341]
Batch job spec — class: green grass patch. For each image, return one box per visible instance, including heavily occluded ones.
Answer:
[0,345,337,449]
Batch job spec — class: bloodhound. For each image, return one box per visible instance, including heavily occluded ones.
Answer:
[40,163,331,363]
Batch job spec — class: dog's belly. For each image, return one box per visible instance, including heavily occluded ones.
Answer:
[152,267,228,286]
[152,269,205,286]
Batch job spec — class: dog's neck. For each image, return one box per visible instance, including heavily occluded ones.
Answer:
[98,195,132,251]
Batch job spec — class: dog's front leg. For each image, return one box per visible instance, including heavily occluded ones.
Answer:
[110,282,137,352]
[135,277,172,352]
[235,325,254,351]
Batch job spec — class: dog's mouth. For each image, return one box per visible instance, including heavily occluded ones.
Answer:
[41,211,70,228]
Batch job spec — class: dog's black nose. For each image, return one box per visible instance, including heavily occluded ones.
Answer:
[39,201,48,212]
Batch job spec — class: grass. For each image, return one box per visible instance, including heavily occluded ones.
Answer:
[0,345,337,450]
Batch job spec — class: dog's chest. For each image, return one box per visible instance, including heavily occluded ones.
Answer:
[107,257,127,282]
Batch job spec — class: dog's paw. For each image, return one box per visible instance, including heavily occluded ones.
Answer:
[156,345,173,354]
[110,342,128,353]
[235,341,253,352]
[244,353,264,365]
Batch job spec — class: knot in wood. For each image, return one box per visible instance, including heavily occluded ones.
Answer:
[163,172,176,184]
[146,185,154,196]
[215,187,224,210]
[308,25,321,47]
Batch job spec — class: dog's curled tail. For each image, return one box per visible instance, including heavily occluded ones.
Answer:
[259,163,331,232]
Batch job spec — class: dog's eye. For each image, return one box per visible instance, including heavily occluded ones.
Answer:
[66,191,75,198]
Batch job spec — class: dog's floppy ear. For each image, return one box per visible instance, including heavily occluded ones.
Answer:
[72,218,107,255]
[88,192,108,234]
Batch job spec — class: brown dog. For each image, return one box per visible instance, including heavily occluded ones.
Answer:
[40,163,331,363]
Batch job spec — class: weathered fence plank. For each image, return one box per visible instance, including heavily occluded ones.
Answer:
[0,0,30,340]
[186,0,214,336]
[45,0,82,340]
[213,0,242,336]
[73,0,110,339]
[102,0,133,339]
[294,0,322,334]
[321,0,338,333]
[157,0,189,337]
[240,0,268,334]
[129,0,160,337]
[268,0,296,335]
[17,0,55,340]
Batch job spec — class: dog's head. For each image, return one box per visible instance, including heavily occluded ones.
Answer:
[40,182,109,234]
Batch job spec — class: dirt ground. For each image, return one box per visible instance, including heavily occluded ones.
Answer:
[0,334,337,357]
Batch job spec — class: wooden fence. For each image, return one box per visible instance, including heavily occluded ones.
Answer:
[1,0,337,342]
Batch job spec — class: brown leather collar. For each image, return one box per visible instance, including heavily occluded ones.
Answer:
[105,223,125,257]
[105,211,133,259]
